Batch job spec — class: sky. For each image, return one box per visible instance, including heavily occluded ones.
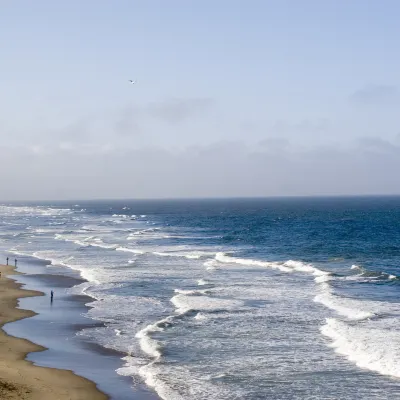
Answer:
[1,0,400,200]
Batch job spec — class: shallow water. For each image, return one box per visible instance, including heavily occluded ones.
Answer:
[4,261,156,399]
[1,197,400,399]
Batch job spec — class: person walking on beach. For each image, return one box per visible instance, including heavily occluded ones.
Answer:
[6,257,9,265]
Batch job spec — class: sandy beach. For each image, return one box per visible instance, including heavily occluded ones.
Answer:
[0,264,108,400]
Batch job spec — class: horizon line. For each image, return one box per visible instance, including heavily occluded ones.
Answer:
[2,193,400,203]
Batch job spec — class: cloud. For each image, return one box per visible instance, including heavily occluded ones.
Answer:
[114,105,142,136]
[258,137,290,151]
[350,85,400,105]
[270,119,330,135]
[356,137,399,153]
[145,98,214,124]
[109,97,215,137]
[1,137,400,200]
[6,97,216,143]
[43,117,94,142]
[28,142,115,155]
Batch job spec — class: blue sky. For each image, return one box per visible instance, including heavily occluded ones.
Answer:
[1,1,400,199]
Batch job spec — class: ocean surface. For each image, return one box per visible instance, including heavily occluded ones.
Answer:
[1,197,400,399]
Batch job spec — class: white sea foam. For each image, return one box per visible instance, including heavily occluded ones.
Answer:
[203,259,218,270]
[214,254,334,284]
[8,248,31,256]
[0,205,71,217]
[116,356,142,377]
[54,233,90,247]
[284,259,329,277]
[314,293,373,321]
[154,251,201,259]
[35,228,58,233]
[174,288,209,296]
[135,364,186,400]
[85,240,119,250]
[135,316,174,359]
[321,317,400,378]
[116,247,145,254]
[216,253,303,273]
[171,293,243,314]
[314,274,332,283]
[75,240,90,247]
[194,312,207,321]
[313,281,374,321]
[127,228,161,238]
[32,251,75,268]
[68,281,93,295]
[31,251,101,284]
[162,234,216,240]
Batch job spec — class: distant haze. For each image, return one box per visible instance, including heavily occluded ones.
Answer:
[1,1,400,200]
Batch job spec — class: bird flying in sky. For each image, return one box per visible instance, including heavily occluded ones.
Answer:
[129,80,136,84]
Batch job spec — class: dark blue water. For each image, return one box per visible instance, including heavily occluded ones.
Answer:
[1,196,399,399]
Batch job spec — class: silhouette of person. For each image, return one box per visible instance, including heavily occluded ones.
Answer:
[14,258,17,267]
[50,290,54,303]
[6,257,9,265]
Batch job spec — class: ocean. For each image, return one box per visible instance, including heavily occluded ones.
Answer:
[1,197,400,399]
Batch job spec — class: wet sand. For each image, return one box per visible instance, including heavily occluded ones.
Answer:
[0,264,108,400]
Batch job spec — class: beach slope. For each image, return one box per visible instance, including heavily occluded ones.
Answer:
[0,264,108,400]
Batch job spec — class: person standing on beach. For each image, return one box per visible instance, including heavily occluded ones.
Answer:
[14,258,17,267]
[50,290,54,302]
[6,257,9,265]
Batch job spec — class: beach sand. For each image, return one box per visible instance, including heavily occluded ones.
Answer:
[0,264,108,400]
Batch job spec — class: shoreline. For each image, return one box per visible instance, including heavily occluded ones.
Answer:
[0,264,109,400]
